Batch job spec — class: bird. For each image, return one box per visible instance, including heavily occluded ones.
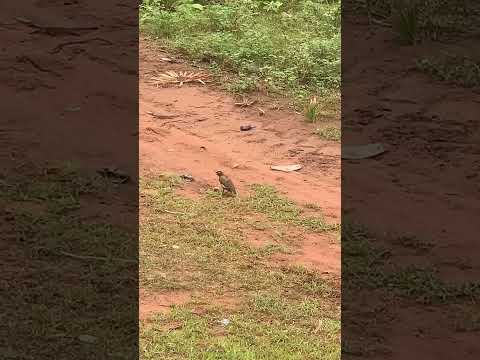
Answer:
[216,170,236,197]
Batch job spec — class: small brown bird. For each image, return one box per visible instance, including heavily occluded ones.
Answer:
[216,170,236,196]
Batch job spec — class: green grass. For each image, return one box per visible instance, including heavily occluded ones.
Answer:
[140,175,340,359]
[246,184,339,232]
[304,96,321,122]
[142,305,340,360]
[391,0,420,44]
[140,0,340,107]
[315,126,341,141]
[417,55,480,88]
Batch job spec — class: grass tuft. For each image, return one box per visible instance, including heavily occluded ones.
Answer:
[417,55,480,88]
[316,126,341,141]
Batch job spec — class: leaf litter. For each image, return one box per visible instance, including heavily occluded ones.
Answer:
[149,70,211,87]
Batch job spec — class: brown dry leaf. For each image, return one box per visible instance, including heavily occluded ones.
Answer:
[270,164,303,172]
[148,70,211,87]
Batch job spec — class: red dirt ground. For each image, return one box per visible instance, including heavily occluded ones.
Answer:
[139,38,341,316]
[343,3,480,358]
[139,289,191,321]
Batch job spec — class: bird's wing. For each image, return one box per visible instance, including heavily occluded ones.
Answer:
[220,176,236,191]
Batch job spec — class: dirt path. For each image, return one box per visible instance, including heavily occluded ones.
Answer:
[139,39,340,220]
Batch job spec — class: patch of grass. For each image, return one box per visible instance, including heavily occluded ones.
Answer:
[304,95,321,122]
[142,305,340,360]
[391,0,420,44]
[316,126,341,141]
[245,184,301,221]
[364,0,476,42]
[393,234,433,253]
[247,184,338,232]
[417,55,480,88]
[140,176,340,358]
[452,304,480,332]
[140,0,340,105]
[343,220,480,304]
[2,163,137,358]
[140,178,338,293]
[304,202,321,210]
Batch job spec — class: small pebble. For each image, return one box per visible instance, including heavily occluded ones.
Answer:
[240,124,255,131]
[220,319,230,326]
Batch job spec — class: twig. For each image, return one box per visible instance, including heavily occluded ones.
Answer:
[146,111,178,120]
[235,98,257,107]
[59,250,137,263]
[159,119,186,127]
[49,38,113,54]
[15,16,98,35]
[371,17,390,27]
[160,209,186,215]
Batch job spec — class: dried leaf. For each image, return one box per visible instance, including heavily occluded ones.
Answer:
[148,70,210,87]
[270,164,303,172]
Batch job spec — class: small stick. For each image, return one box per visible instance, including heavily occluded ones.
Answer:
[59,250,137,263]
[49,38,112,54]
[160,209,186,215]
[146,111,178,120]
[159,119,186,127]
